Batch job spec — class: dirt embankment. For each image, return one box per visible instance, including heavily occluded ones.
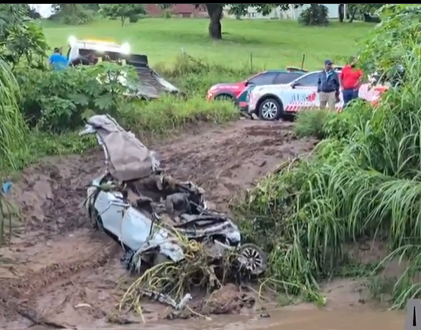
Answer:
[0,120,317,329]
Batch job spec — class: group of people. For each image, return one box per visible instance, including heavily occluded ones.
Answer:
[49,47,98,71]
[317,57,363,111]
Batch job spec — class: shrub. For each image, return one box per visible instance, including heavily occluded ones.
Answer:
[298,4,329,26]
[129,15,139,23]
[15,62,137,132]
[294,110,331,139]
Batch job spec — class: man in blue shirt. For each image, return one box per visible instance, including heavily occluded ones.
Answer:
[317,59,340,111]
[49,47,68,71]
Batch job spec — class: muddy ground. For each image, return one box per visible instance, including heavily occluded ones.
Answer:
[0,119,374,329]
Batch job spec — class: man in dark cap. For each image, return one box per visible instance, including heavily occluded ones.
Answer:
[317,59,340,111]
[49,47,68,71]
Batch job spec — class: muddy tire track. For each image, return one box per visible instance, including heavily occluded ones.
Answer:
[0,120,317,328]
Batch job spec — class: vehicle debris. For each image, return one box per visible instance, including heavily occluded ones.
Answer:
[79,114,268,313]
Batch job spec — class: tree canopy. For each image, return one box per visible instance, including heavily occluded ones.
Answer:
[159,4,303,39]
[99,4,146,26]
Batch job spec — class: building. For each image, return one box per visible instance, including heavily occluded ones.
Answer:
[225,4,347,20]
[145,4,208,18]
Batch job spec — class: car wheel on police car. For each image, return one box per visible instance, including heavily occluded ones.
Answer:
[258,98,282,121]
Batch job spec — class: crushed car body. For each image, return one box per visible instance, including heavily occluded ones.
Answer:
[79,114,267,277]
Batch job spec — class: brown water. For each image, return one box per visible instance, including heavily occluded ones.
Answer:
[99,310,404,330]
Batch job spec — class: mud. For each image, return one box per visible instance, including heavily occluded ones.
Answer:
[0,120,401,330]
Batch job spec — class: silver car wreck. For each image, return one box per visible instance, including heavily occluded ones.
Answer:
[79,114,267,277]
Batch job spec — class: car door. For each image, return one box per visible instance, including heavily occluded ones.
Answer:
[292,72,320,89]
[287,72,320,109]
[94,190,128,238]
[237,72,278,105]
[292,71,343,109]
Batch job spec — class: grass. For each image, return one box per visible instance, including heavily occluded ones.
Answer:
[234,52,421,309]
[42,18,371,70]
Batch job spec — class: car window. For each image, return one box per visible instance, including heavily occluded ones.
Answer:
[248,72,278,85]
[273,72,304,84]
[294,72,320,86]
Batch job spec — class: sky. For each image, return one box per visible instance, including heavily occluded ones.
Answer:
[30,4,54,18]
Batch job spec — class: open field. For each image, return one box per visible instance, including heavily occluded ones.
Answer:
[42,18,371,69]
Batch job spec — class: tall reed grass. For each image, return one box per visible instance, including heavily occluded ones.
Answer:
[236,54,421,308]
[0,60,27,244]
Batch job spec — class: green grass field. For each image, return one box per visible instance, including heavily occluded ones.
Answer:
[42,18,372,70]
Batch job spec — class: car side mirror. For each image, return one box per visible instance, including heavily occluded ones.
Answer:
[245,81,249,86]
[291,82,298,89]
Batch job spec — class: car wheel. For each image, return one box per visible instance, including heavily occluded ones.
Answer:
[238,243,267,277]
[258,98,282,121]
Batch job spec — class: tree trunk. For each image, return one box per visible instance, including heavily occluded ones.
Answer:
[338,4,344,23]
[348,8,357,23]
[206,4,223,39]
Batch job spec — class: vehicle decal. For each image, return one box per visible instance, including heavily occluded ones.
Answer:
[249,82,380,113]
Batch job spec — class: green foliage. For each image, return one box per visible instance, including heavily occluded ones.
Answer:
[358,5,421,74]
[154,54,255,96]
[15,62,137,132]
[347,4,385,23]
[237,7,421,308]
[0,60,29,171]
[0,5,48,68]
[50,4,94,25]
[294,110,332,139]
[294,101,374,140]
[298,4,329,26]
[99,4,146,26]
[120,94,238,140]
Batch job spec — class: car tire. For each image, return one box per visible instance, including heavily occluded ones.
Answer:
[238,243,268,277]
[258,97,283,121]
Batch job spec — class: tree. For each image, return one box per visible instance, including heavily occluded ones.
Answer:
[159,4,303,40]
[99,4,146,26]
[51,4,93,24]
[338,4,344,23]
[298,4,329,26]
[0,4,48,68]
[347,4,385,23]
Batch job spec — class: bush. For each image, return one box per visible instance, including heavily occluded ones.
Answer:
[294,110,331,139]
[298,4,329,26]
[15,62,137,132]
[129,15,139,23]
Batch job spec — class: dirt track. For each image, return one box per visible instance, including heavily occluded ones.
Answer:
[0,120,317,329]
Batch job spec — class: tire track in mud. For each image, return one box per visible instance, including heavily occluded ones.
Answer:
[0,120,317,328]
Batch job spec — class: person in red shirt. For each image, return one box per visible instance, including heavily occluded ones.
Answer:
[340,57,363,108]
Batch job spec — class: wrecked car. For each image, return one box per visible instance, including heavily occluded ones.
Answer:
[79,114,267,277]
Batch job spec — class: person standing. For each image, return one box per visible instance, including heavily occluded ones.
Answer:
[317,60,340,111]
[340,57,363,108]
[49,47,68,71]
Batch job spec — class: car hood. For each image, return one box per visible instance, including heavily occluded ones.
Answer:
[209,83,243,91]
